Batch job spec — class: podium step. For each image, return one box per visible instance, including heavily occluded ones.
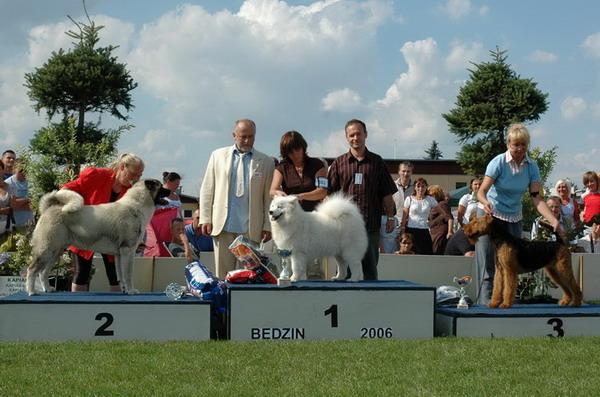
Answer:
[435,304,600,338]
[228,280,435,340]
[0,292,211,341]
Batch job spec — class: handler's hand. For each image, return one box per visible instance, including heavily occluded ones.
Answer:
[482,202,493,215]
[385,218,395,233]
[553,221,566,241]
[261,230,272,243]
[200,223,213,236]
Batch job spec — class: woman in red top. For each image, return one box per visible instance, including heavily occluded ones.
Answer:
[62,153,144,292]
[582,171,600,225]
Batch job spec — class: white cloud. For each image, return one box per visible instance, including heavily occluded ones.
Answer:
[528,126,547,140]
[366,37,455,158]
[128,0,392,122]
[444,40,483,71]
[581,32,600,59]
[528,49,558,63]
[310,34,473,162]
[0,57,44,147]
[308,128,349,159]
[573,148,599,169]
[560,96,587,120]
[321,88,362,112]
[440,0,487,20]
[591,102,600,118]
[441,0,471,19]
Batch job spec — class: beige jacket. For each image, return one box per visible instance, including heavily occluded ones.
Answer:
[199,146,274,243]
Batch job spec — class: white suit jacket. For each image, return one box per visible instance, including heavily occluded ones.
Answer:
[199,146,274,243]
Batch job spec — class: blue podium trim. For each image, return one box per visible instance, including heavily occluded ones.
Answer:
[227,279,436,291]
[436,304,600,318]
[0,291,209,305]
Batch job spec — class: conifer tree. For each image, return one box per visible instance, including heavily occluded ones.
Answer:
[424,140,443,160]
[443,47,548,175]
[23,3,137,195]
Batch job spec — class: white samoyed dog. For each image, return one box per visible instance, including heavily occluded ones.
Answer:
[269,194,368,281]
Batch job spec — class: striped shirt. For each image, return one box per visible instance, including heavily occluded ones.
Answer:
[328,149,397,232]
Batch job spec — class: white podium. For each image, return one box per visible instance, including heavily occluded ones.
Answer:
[435,304,600,338]
[0,292,211,341]
[228,280,435,340]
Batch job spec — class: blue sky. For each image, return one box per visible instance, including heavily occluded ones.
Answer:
[1,0,599,194]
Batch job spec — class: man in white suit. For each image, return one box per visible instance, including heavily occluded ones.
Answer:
[199,119,275,278]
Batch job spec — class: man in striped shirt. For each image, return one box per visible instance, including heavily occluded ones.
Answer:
[328,119,397,280]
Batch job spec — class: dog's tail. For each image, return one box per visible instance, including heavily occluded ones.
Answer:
[317,193,363,220]
[39,189,84,214]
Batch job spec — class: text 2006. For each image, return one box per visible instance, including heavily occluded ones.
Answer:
[360,327,393,339]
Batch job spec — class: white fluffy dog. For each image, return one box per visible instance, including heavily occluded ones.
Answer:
[269,194,368,281]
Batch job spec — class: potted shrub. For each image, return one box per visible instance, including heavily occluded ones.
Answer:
[0,232,73,295]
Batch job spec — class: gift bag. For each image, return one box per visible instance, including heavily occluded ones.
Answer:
[227,235,278,284]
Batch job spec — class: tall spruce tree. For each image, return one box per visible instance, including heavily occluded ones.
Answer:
[23,5,137,196]
[442,47,548,175]
[424,140,443,160]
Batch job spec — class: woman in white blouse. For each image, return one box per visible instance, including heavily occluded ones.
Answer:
[457,177,481,227]
[401,178,437,254]
[555,179,580,230]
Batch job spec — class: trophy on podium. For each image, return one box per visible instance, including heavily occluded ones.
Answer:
[453,275,472,309]
[276,249,292,286]
[165,282,188,301]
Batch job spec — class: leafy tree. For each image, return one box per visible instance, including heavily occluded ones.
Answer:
[521,146,558,230]
[23,4,136,193]
[424,140,443,160]
[443,47,549,175]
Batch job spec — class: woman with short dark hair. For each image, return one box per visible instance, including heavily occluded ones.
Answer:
[269,130,327,212]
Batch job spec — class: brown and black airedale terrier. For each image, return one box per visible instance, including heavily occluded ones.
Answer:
[463,214,582,308]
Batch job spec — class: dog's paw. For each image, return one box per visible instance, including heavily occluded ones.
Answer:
[499,302,512,309]
[559,297,571,306]
[126,288,140,295]
[27,290,39,296]
[488,301,500,308]
[347,276,361,282]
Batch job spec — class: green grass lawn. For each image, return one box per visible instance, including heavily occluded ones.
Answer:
[2,337,600,396]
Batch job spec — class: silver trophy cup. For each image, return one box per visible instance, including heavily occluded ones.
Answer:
[276,249,292,286]
[165,282,188,301]
[453,275,472,309]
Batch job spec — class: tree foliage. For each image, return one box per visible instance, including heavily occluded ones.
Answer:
[424,140,443,160]
[443,47,549,175]
[521,146,558,231]
[24,14,137,136]
[22,3,136,195]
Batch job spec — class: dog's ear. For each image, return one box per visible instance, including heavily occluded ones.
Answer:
[484,213,493,223]
[144,179,161,190]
